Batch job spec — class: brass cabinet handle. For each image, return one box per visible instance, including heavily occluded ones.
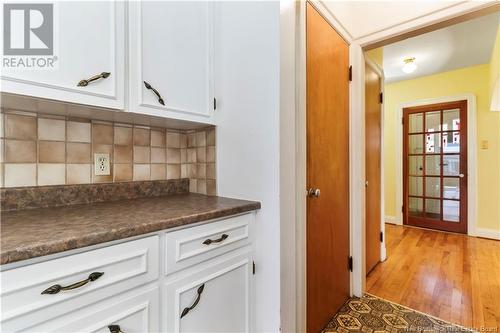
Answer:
[41,272,104,294]
[202,233,228,245]
[77,72,110,87]
[143,81,165,105]
[181,284,205,318]
[108,325,124,333]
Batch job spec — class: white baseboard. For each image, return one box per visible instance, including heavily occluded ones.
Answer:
[384,215,401,225]
[474,228,500,240]
[380,243,387,261]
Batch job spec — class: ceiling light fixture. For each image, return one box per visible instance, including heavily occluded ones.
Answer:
[402,57,417,74]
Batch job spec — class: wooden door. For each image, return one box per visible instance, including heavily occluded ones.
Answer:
[306,3,350,332]
[128,1,214,123]
[403,100,468,234]
[1,1,125,109]
[365,63,382,274]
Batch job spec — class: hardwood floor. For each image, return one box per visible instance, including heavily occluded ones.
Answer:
[367,224,500,331]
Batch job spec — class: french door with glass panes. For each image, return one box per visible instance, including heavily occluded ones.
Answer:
[403,100,467,234]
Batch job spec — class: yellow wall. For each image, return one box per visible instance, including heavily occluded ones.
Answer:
[489,23,500,231]
[490,23,500,97]
[384,63,500,232]
[366,48,383,69]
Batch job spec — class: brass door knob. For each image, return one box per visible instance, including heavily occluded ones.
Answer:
[307,188,321,198]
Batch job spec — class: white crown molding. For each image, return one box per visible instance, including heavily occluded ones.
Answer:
[319,1,499,47]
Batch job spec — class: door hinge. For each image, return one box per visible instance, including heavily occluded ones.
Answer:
[348,256,353,272]
[213,98,217,110]
[379,92,383,104]
[402,205,404,213]
[252,261,256,275]
[380,231,384,242]
[402,117,404,125]
[348,65,352,82]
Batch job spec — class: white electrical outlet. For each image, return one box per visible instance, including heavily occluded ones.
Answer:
[94,153,110,176]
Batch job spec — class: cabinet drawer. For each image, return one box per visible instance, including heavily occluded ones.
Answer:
[165,213,252,275]
[4,286,160,333]
[164,252,252,332]
[0,236,159,329]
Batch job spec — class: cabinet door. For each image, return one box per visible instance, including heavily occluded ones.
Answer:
[164,253,252,333]
[0,1,125,109]
[7,286,160,333]
[129,1,214,123]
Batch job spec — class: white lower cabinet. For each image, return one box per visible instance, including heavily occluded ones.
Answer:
[19,286,160,333]
[164,253,252,333]
[0,212,255,333]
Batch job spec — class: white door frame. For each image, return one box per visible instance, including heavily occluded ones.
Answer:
[395,94,478,236]
[365,58,387,262]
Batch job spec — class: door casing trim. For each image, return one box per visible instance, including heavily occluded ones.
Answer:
[365,58,387,262]
[395,94,477,236]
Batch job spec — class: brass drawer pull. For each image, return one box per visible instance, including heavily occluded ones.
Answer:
[143,81,165,105]
[181,284,205,318]
[202,234,228,245]
[41,272,104,294]
[108,325,124,333]
[77,72,110,87]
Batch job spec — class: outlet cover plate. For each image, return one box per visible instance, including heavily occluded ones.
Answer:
[94,153,110,176]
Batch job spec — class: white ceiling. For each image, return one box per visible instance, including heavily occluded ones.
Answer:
[322,1,465,40]
[382,12,499,83]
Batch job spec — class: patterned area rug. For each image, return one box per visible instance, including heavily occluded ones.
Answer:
[322,294,474,332]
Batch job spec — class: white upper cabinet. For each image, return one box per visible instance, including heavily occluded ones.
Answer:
[128,1,214,124]
[0,1,125,109]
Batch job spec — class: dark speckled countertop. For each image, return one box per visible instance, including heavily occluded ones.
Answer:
[0,193,260,265]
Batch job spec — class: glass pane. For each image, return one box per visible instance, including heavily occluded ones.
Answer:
[425,199,440,219]
[425,177,440,198]
[409,156,423,175]
[443,109,460,131]
[409,134,423,154]
[443,131,460,153]
[409,113,423,133]
[425,111,441,132]
[443,155,459,175]
[443,200,459,222]
[443,178,460,199]
[425,155,441,176]
[409,197,423,217]
[425,133,441,153]
[409,176,423,196]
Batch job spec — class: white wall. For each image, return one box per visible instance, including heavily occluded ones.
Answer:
[279,1,298,332]
[214,2,281,332]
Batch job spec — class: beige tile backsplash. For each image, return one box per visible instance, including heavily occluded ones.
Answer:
[0,110,216,195]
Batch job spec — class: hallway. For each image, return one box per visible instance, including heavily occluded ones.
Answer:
[367,224,500,330]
